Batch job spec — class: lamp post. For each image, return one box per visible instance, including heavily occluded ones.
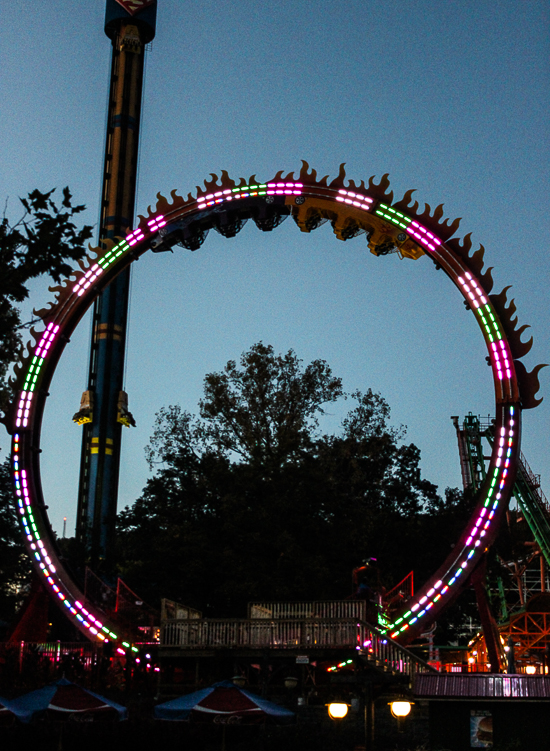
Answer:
[389,699,413,733]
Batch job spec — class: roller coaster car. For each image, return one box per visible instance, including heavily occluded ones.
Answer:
[212,199,290,236]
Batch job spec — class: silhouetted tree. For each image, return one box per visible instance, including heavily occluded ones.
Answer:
[0,187,93,414]
[117,343,460,618]
[0,187,92,622]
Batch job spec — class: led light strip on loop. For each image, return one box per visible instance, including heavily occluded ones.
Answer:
[73,238,131,297]
[196,181,303,210]
[15,323,60,428]
[375,203,441,252]
[9,168,522,648]
[336,189,373,210]
[457,273,513,384]
[12,428,119,642]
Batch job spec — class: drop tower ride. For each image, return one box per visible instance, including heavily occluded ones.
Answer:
[74,0,156,568]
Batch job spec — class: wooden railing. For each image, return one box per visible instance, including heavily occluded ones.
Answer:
[161,618,359,650]
[160,617,436,677]
[248,600,367,620]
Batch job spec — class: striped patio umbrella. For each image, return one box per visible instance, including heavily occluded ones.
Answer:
[155,680,295,725]
[7,678,127,723]
[0,698,17,725]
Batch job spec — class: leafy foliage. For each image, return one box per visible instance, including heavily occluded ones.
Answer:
[0,187,93,414]
[0,187,92,623]
[0,459,31,624]
[117,343,463,618]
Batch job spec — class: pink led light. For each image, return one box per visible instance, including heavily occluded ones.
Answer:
[407,221,440,251]
[147,215,167,231]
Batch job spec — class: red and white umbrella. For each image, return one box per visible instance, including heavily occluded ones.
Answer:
[7,678,127,723]
[155,680,294,725]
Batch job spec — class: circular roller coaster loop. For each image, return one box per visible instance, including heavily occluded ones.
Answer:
[7,161,544,649]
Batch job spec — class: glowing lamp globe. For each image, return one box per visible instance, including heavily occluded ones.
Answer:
[390,701,412,718]
[328,703,349,720]
[525,665,537,675]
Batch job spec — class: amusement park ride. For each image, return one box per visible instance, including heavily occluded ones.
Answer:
[5,0,549,679]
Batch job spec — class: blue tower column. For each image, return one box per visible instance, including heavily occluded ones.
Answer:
[75,1,156,568]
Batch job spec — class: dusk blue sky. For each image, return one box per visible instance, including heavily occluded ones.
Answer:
[1,1,548,541]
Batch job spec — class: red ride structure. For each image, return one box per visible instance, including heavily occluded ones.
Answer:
[7,162,545,660]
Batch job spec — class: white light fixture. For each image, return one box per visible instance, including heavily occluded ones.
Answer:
[390,701,412,718]
[327,703,349,720]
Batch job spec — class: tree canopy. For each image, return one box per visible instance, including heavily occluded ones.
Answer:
[0,458,30,626]
[117,343,466,618]
[0,187,93,415]
[0,187,93,623]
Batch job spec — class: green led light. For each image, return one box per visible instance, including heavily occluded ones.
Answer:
[375,207,409,230]
[122,641,130,648]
